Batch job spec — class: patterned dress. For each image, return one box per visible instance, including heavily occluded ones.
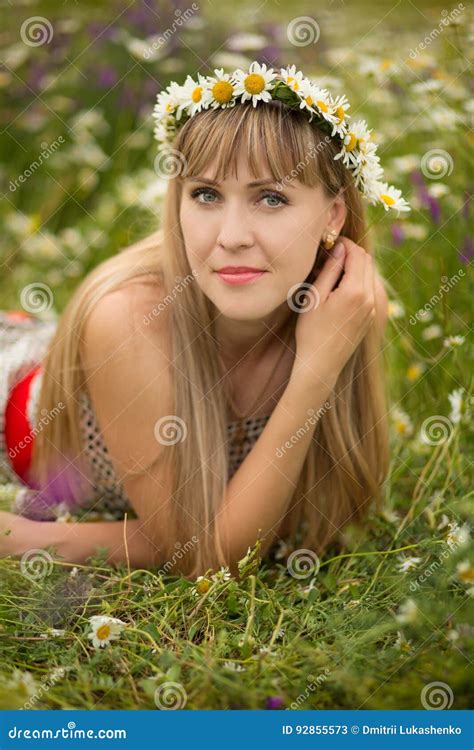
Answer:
[0,310,270,521]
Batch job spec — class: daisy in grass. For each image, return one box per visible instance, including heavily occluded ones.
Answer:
[211,566,232,582]
[443,335,465,349]
[391,406,414,437]
[206,68,236,108]
[232,61,275,107]
[193,575,212,596]
[87,615,127,649]
[397,555,422,573]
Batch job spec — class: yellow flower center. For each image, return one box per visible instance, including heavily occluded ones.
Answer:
[288,76,299,91]
[244,73,266,94]
[380,59,393,71]
[345,133,358,151]
[395,421,407,434]
[165,103,174,113]
[196,578,211,594]
[212,80,234,103]
[336,106,345,122]
[381,193,396,206]
[458,566,474,583]
[317,100,328,112]
[96,624,111,641]
[192,86,203,103]
[305,95,313,107]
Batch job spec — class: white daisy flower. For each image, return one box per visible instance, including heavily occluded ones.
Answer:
[391,406,414,437]
[443,335,465,349]
[279,64,305,94]
[395,598,419,625]
[211,566,232,582]
[396,555,422,573]
[223,661,246,671]
[446,522,470,549]
[154,81,185,121]
[329,94,350,137]
[206,68,237,109]
[373,182,411,213]
[87,615,127,649]
[334,119,373,168]
[232,61,275,108]
[294,78,319,118]
[422,324,443,341]
[178,73,213,118]
[394,631,412,651]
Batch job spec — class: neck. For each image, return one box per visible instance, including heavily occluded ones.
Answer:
[213,302,294,364]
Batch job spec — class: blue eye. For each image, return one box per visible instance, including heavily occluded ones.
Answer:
[191,187,217,204]
[261,191,288,208]
[190,187,288,208]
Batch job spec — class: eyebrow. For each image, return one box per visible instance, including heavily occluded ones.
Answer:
[184,176,294,188]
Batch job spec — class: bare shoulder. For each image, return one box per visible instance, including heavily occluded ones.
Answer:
[80,275,174,492]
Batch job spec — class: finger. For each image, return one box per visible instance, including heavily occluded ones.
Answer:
[313,241,346,301]
[335,240,366,294]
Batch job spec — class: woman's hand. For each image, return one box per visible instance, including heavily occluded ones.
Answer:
[291,237,376,390]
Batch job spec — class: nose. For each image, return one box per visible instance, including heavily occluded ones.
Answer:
[215,199,255,251]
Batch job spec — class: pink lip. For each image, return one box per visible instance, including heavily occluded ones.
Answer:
[216,270,267,285]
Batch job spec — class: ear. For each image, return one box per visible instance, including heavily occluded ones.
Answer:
[326,189,347,236]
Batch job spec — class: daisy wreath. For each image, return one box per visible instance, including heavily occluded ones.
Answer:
[152,61,411,215]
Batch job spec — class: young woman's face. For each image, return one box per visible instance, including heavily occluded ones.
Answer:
[179,149,345,322]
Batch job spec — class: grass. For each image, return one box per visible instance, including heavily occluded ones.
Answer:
[0,0,472,711]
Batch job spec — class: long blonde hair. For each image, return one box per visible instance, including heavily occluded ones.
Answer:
[31,100,389,577]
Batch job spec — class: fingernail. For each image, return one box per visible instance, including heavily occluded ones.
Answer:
[332,242,344,258]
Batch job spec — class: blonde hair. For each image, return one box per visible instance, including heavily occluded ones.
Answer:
[31,100,389,577]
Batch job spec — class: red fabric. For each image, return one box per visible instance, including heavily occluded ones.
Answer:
[4,365,42,482]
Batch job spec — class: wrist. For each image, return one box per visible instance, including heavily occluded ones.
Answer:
[288,363,337,398]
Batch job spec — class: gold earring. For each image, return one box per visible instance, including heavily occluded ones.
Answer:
[322,230,338,250]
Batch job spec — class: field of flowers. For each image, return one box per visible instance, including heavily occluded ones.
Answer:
[0,0,472,710]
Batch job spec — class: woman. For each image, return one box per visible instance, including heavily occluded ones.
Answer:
[0,62,409,579]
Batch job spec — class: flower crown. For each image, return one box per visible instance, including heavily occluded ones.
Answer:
[152,61,410,215]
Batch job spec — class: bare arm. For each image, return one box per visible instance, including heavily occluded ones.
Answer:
[1,513,157,568]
